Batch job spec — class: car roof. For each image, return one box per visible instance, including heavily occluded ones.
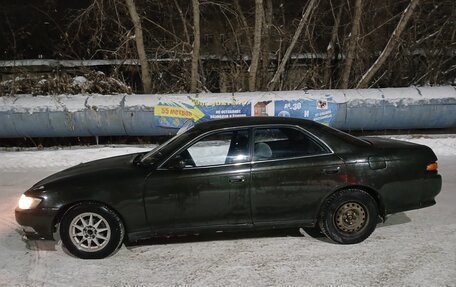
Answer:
[193,116,318,132]
[191,117,370,152]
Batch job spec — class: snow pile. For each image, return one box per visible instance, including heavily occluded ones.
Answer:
[0,71,132,96]
[72,76,89,88]
[342,86,456,107]
[0,94,128,113]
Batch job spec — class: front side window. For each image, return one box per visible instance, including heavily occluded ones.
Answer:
[166,129,250,168]
[253,127,328,161]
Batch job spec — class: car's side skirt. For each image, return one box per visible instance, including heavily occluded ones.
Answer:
[127,220,315,242]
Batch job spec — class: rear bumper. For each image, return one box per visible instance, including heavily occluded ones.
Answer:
[15,207,58,240]
[384,173,442,215]
[421,173,442,205]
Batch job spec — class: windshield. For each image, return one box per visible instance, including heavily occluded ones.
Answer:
[140,135,179,164]
[177,119,194,135]
[140,122,196,164]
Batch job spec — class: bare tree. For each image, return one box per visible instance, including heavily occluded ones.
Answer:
[259,0,273,90]
[268,0,319,91]
[339,0,362,89]
[249,0,264,91]
[191,0,201,92]
[357,0,420,88]
[4,0,454,93]
[173,0,191,45]
[323,0,343,88]
[234,0,252,52]
[125,0,152,93]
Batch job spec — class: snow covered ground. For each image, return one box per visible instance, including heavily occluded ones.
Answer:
[0,135,455,286]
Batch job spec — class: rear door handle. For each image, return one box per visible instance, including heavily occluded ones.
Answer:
[229,176,245,183]
[323,167,340,174]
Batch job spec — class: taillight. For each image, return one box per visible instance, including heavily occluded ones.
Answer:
[426,162,438,171]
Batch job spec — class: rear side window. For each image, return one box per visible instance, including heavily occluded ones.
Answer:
[253,127,328,161]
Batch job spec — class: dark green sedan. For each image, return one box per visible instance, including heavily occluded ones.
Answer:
[15,117,442,259]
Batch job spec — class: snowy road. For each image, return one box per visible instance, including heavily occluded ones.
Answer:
[0,144,455,286]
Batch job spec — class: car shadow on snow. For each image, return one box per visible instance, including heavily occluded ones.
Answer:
[125,212,412,249]
[125,227,333,249]
[14,228,58,251]
[15,212,411,253]
[377,212,411,228]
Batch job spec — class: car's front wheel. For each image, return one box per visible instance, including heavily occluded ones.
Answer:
[59,203,124,259]
[319,189,378,244]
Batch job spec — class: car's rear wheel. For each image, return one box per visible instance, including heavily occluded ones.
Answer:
[319,189,378,244]
[60,203,124,259]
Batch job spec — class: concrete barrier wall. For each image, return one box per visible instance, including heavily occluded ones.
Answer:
[0,86,455,138]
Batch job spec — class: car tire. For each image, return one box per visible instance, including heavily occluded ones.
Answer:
[59,203,125,259]
[319,189,378,244]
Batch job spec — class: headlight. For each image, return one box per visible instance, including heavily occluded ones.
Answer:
[18,195,42,209]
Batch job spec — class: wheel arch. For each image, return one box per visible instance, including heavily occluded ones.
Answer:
[316,185,386,224]
[52,200,128,238]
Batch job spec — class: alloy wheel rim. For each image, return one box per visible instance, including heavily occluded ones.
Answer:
[69,212,111,252]
[334,202,367,234]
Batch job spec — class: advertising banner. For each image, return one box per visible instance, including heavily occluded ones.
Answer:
[154,93,339,129]
[154,96,251,128]
[274,95,338,126]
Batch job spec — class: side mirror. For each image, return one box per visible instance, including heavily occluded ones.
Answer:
[167,156,186,170]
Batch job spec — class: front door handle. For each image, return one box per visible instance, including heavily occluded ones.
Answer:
[323,167,340,174]
[229,176,245,183]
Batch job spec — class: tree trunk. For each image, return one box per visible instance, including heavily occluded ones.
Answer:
[249,0,264,92]
[268,0,318,91]
[173,0,190,45]
[323,1,343,88]
[190,0,201,93]
[357,0,420,88]
[234,0,252,53]
[339,0,362,89]
[260,0,273,90]
[125,0,152,93]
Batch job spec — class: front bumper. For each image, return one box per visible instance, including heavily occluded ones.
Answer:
[15,207,58,240]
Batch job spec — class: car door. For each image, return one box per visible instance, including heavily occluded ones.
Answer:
[144,128,252,232]
[250,126,346,225]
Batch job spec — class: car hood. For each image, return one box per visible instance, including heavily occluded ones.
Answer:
[33,152,144,188]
